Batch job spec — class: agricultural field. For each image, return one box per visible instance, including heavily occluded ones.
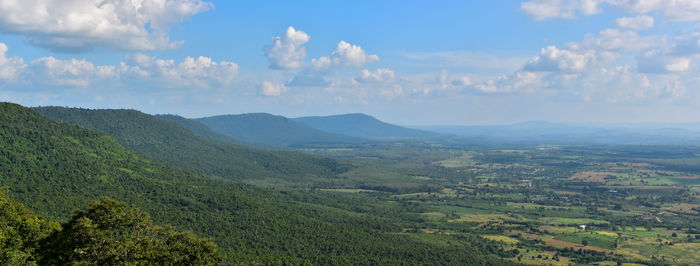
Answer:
[304,144,700,265]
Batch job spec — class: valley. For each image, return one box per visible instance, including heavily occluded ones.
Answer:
[2,102,698,265]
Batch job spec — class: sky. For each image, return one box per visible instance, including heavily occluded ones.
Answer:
[1,0,700,125]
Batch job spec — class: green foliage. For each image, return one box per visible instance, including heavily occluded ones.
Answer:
[39,198,221,265]
[2,103,512,264]
[0,190,59,265]
[33,107,349,186]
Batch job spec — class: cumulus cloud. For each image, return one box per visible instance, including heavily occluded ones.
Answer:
[264,26,311,69]
[261,80,287,96]
[0,42,238,90]
[524,46,596,72]
[0,43,26,82]
[121,53,239,88]
[355,68,395,83]
[268,26,380,88]
[328,41,379,67]
[615,15,655,30]
[30,57,115,87]
[0,0,212,52]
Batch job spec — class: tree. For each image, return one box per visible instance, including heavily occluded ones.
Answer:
[38,198,221,265]
[582,239,589,246]
[0,190,59,265]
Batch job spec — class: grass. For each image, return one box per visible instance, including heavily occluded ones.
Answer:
[554,232,617,249]
[539,217,610,225]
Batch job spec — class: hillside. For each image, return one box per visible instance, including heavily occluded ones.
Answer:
[296,113,442,139]
[6,103,511,264]
[156,113,245,145]
[34,107,348,187]
[196,113,364,146]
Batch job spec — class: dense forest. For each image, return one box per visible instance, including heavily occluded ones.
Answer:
[2,103,513,264]
[34,107,349,187]
[0,190,220,264]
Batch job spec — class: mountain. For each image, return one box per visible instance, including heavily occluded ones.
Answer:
[295,113,443,139]
[156,113,244,145]
[418,121,700,145]
[196,113,365,146]
[34,107,348,187]
[4,103,510,264]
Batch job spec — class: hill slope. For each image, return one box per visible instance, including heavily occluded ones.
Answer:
[34,107,347,187]
[295,113,443,139]
[4,103,511,264]
[156,114,245,145]
[196,113,364,146]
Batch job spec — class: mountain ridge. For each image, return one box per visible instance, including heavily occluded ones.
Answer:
[294,113,443,140]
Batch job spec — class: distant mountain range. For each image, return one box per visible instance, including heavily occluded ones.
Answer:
[294,113,442,140]
[417,121,700,145]
[195,113,364,146]
[193,112,443,146]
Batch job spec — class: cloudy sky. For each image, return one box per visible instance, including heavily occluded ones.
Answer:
[1,0,700,125]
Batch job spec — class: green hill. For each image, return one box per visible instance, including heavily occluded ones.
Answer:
[3,103,513,264]
[196,113,365,146]
[155,114,244,145]
[34,107,348,187]
[295,113,443,139]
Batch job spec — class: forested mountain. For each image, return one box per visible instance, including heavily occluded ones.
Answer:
[34,107,348,187]
[156,114,245,145]
[196,113,365,146]
[295,113,443,139]
[2,103,512,264]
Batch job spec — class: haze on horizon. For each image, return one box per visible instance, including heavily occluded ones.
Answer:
[1,1,699,126]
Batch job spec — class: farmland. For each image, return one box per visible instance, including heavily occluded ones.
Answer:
[304,144,700,265]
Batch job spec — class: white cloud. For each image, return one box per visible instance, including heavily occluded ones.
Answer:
[264,26,311,69]
[30,57,115,87]
[576,65,685,102]
[121,53,239,88]
[0,41,238,90]
[451,76,472,86]
[0,0,212,52]
[522,0,700,22]
[0,43,26,82]
[524,46,596,72]
[261,80,287,96]
[324,40,379,68]
[355,68,396,83]
[637,51,691,73]
[615,15,655,30]
[581,29,657,52]
[521,0,603,20]
[474,71,545,93]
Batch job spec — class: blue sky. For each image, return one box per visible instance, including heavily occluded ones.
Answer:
[1,1,699,125]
